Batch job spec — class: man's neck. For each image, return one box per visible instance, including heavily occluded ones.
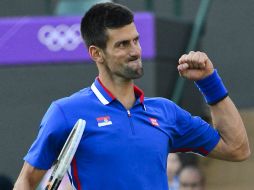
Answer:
[98,74,136,110]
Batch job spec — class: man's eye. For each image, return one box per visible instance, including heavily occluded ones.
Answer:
[133,38,138,43]
[119,41,128,47]
[133,37,139,44]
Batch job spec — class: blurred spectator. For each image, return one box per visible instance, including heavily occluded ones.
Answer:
[178,166,205,190]
[167,153,182,190]
[53,0,112,15]
[0,174,13,190]
[178,153,199,168]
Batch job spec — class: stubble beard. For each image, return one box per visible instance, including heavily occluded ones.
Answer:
[121,56,144,79]
[105,60,144,80]
[122,63,144,79]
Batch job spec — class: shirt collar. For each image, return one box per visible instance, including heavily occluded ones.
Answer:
[91,77,145,108]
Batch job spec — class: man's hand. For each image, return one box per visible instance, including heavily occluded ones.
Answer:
[178,51,214,80]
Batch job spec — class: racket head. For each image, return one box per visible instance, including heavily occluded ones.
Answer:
[45,119,86,190]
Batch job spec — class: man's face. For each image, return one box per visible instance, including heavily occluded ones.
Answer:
[179,169,204,190]
[101,22,143,80]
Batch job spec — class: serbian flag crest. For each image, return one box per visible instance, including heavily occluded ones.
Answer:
[96,116,113,127]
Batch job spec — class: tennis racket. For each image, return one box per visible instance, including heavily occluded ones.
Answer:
[44,119,86,190]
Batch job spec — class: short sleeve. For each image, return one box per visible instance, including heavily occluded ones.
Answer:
[24,102,70,169]
[170,104,220,156]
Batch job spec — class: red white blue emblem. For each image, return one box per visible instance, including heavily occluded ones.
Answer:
[149,118,159,126]
[96,116,112,127]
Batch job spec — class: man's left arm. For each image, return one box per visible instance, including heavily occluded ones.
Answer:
[208,96,250,161]
[178,51,250,161]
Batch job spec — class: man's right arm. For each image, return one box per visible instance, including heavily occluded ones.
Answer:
[13,161,47,190]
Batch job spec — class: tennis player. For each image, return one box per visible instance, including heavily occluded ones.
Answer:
[14,2,250,190]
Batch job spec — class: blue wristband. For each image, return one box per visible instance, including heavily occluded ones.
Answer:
[195,69,228,105]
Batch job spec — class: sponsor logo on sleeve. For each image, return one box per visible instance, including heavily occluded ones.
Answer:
[149,118,159,126]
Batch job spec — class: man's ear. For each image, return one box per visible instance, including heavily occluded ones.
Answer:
[88,45,104,64]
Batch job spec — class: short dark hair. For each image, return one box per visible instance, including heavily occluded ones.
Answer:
[80,2,134,49]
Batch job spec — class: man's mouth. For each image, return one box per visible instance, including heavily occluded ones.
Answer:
[128,58,140,63]
[128,56,140,62]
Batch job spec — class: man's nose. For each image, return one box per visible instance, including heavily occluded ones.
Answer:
[129,42,141,57]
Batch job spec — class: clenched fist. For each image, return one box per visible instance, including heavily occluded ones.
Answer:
[178,51,214,81]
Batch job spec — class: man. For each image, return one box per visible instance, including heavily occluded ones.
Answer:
[14,2,250,190]
[178,166,205,190]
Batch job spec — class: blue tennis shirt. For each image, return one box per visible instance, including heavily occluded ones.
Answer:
[24,78,220,190]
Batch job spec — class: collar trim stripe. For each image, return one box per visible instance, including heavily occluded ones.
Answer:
[91,83,109,105]
[97,78,115,99]
[134,85,144,103]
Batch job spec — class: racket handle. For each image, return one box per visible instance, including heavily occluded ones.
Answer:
[45,178,61,190]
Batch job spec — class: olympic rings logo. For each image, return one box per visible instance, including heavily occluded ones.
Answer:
[38,24,83,51]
